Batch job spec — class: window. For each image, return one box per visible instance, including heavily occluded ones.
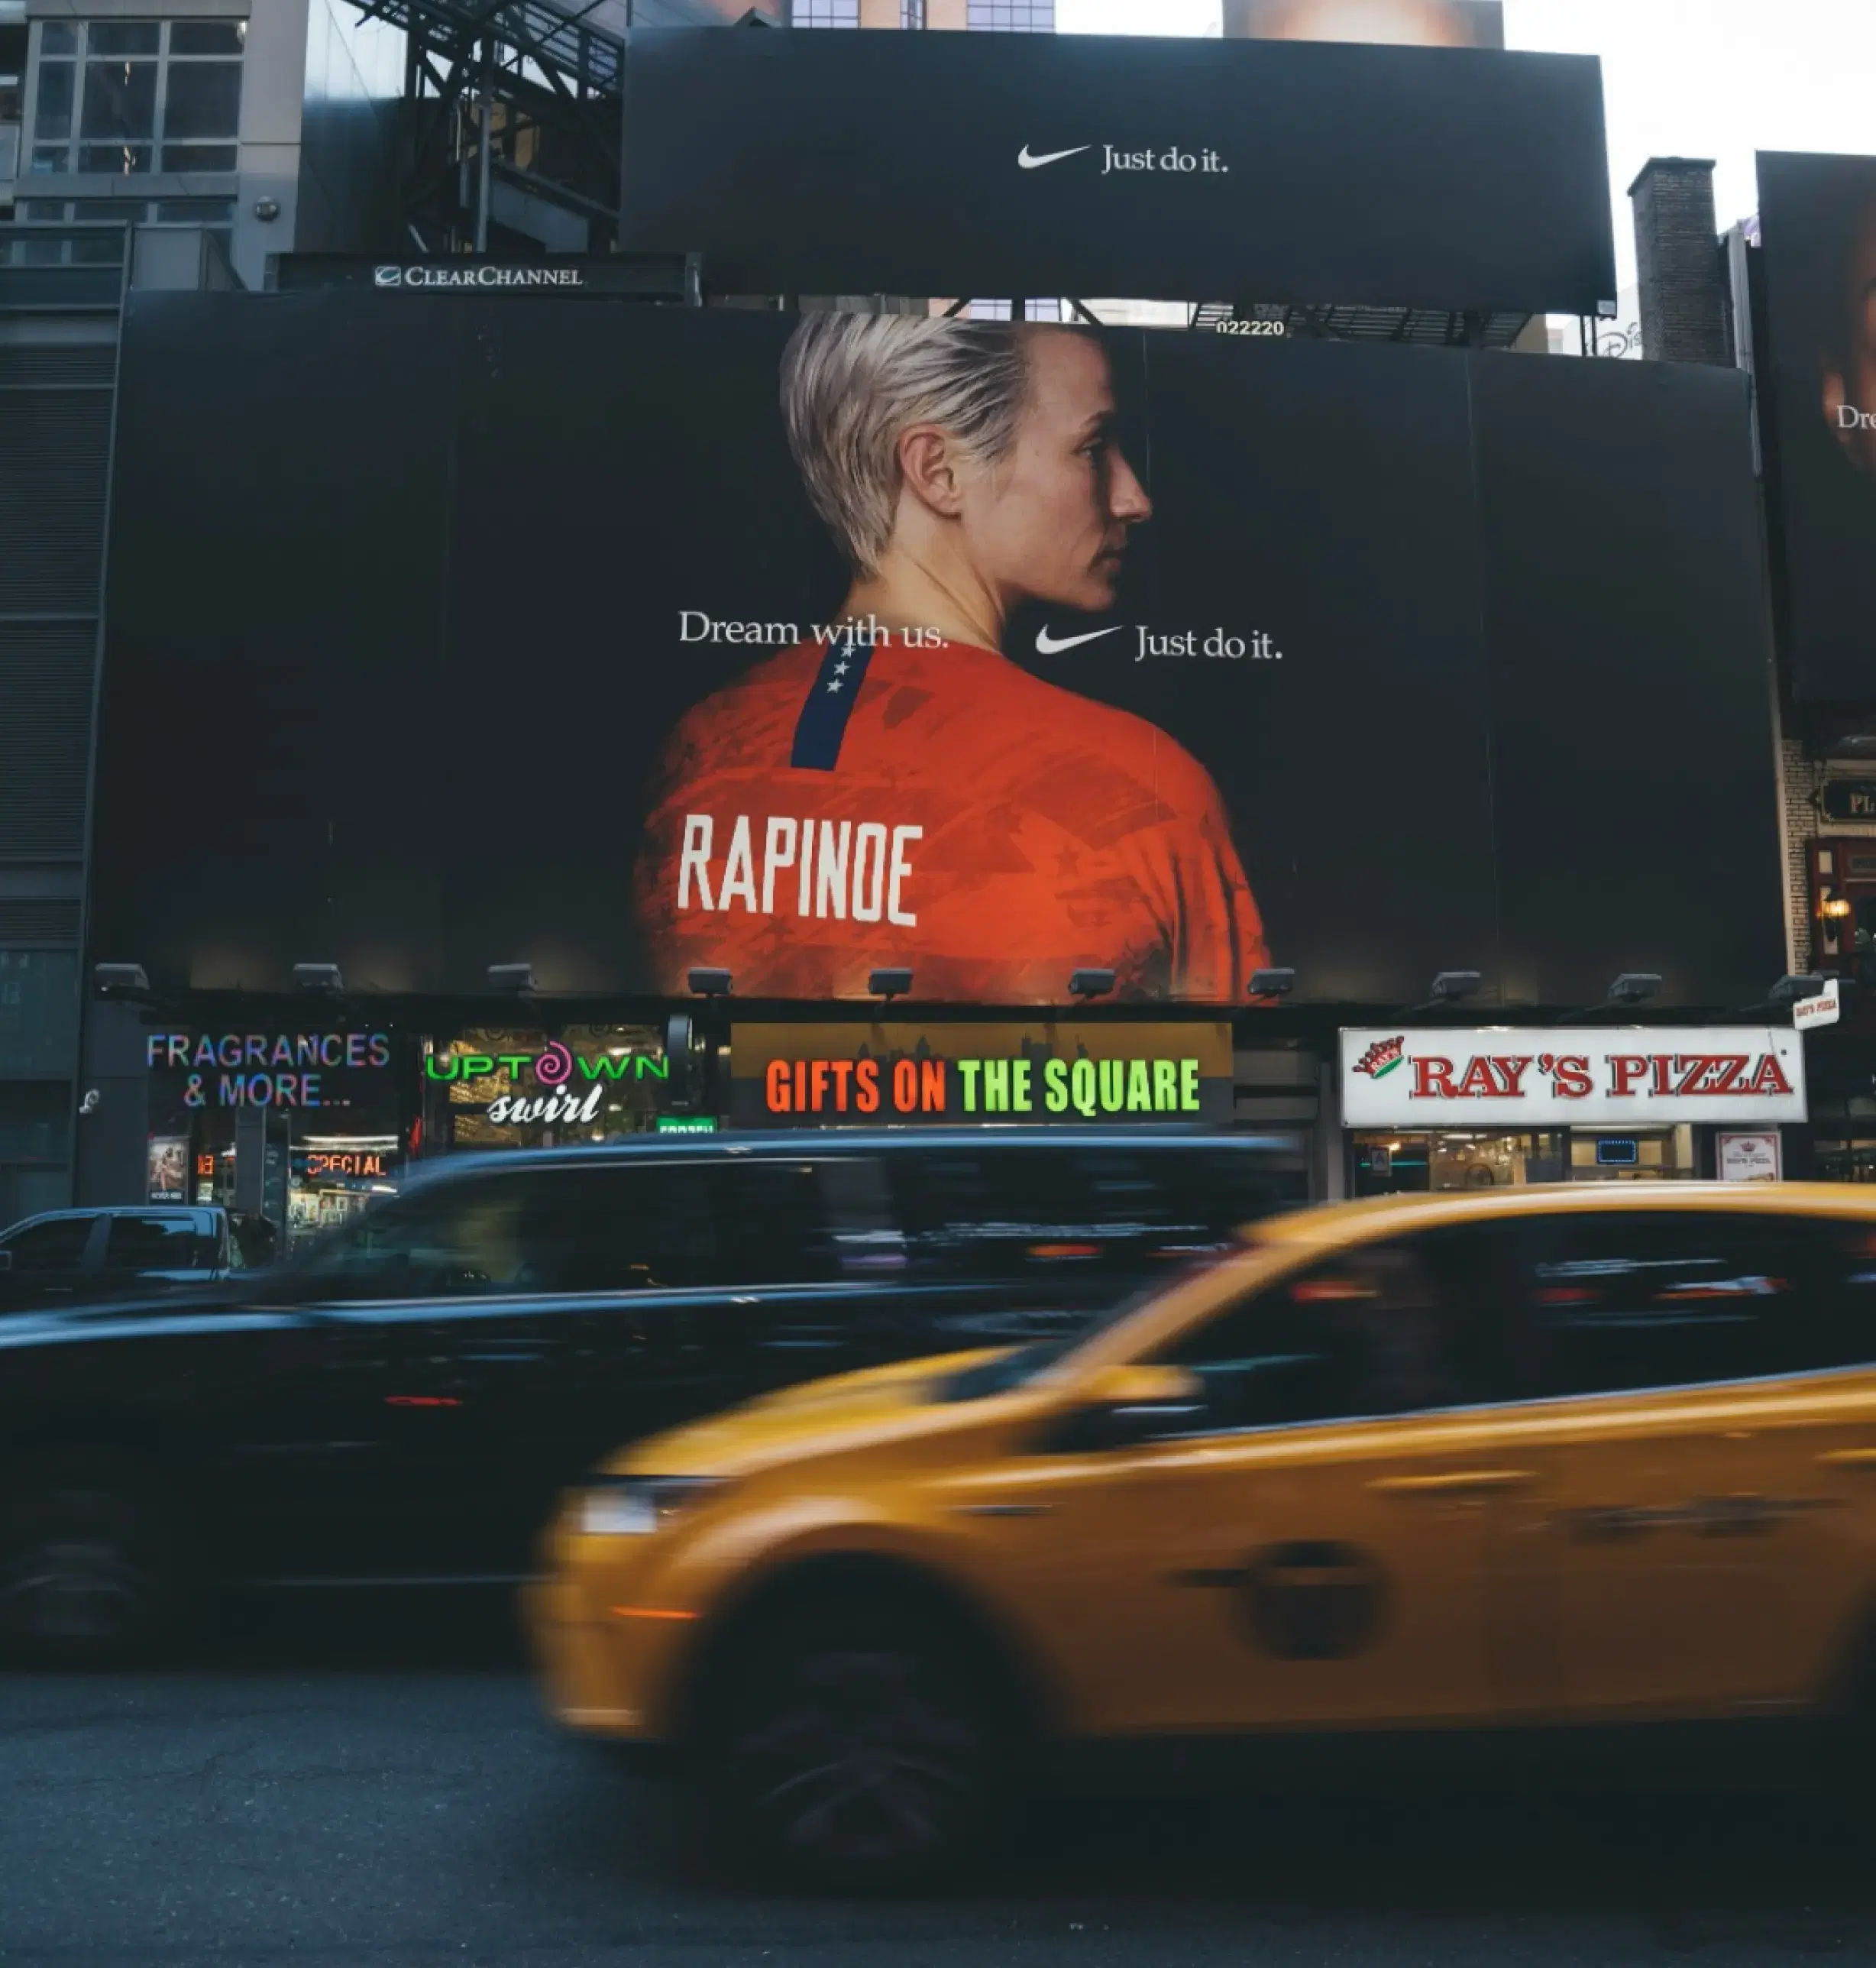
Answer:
[0,952,78,1077]
[1155,1230,1512,1433]
[793,0,859,24]
[0,1081,70,1163]
[8,196,234,267]
[1521,1212,1826,1398]
[887,1144,1302,1289]
[297,1177,533,1300]
[901,0,927,24]
[294,1160,838,1301]
[967,0,1055,27]
[30,18,242,176]
[103,1214,211,1274]
[2,1213,93,1274]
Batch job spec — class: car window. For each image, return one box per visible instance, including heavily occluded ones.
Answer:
[1520,1211,1824,1398]
[501,1160,837,1293]
[2,1215,95,1274]
[1153,1228,1515,1432]
[103,1215,213,1273]
[1826,1220,1876,1367]
[297,1160,843,1300]
[886,1145,1296,1289]
[297,1178,532,1300]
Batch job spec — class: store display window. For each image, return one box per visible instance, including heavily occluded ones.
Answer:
[422,1025,671,1152]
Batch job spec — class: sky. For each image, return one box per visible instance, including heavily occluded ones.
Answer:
[1056,0,1876,301]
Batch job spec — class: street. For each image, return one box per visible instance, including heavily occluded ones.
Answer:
[3,1597,1874,1968]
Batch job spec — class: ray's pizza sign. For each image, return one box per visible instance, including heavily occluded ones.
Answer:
[1340,1028,1806,1129]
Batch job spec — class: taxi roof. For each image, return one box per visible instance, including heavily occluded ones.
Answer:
[1246,1181,1876,1252]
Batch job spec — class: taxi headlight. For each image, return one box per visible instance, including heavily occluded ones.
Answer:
[578,1477,725,1537]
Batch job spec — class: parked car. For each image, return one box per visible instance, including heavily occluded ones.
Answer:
[0,1205,247,1312]
[532,1182,1876,1891]
[0,1130,1305,1665]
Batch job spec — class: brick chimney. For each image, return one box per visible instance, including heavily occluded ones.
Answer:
[1628,157,1729,364]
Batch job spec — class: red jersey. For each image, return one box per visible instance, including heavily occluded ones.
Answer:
[631,632,1267,1002]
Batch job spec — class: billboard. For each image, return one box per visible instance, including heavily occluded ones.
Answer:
[92,296,1780,1010]
[1755,151,1876,704]
[619,31,1615,316]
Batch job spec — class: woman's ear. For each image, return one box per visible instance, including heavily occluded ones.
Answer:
[897,423,967,518]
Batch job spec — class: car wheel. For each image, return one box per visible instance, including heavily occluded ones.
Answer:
[0,1449,192,1668]
[703,1592,1001,1894]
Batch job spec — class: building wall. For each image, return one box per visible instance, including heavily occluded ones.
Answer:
[1779,738,1876,975]
[17,1,406,286]
[287,0,401,261]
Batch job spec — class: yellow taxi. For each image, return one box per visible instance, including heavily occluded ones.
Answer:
[530,1183,1876,1888]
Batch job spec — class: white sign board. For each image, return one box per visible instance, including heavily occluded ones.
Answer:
[1340,1027,1807,1129]
[1716,1130,1783,1183]
[1793,978,1841,1031]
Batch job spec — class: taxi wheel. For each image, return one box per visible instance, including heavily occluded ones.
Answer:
[0,1448,193,1668]
[703,1592,1001,1894]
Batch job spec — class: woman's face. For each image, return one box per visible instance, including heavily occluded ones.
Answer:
[953,329,1153,615]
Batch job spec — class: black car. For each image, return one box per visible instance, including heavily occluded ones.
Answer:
[0,1205,251,1312]
[0,1129,1305,1665]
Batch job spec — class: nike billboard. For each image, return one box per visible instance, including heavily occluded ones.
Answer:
[1754,150,1876,704]
[618,29,1616,316]
[92,295,1778,1008]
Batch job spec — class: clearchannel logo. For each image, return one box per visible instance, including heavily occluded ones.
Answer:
[372,264,588,290]
[1017,143,1229,177]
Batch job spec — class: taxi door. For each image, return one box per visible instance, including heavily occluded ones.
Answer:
[1509,1207,1876,1720]
[987,1224,1544,1738]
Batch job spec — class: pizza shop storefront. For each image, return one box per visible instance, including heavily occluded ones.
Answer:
[1339,1027,1810,1195]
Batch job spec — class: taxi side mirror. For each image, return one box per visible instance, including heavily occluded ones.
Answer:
[1038,1361,1208,1455]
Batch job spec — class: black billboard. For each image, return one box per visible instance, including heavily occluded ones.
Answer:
[92,296,1777,1009]
[1755,151,1876,704]
[619,30,1616,317]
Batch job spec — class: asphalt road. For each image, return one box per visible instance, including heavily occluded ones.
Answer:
[4,1596,1875,1968]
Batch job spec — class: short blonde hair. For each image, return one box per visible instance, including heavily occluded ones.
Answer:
[781,313,1032,574]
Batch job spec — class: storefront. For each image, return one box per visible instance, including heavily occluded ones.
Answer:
[1339,1026,1808,1195]
[142,1024,409,1254]
[137,1015,709,1251]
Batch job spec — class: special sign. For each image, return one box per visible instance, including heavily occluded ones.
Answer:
[1340,1028,1807,1129]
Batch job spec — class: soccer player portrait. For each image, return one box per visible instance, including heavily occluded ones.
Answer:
[629,314,1269,1002]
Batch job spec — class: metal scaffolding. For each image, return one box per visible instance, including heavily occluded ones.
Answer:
[348,0,625,256]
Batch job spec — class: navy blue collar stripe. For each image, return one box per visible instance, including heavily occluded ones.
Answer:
[790,631,872,772]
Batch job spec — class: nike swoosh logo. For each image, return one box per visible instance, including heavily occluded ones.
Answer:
[1035,623,1124,655]
[1017,144,1092,170]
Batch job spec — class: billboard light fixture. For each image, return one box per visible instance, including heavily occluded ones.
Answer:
[687,967,733,997]
[487,963,535,993]
[1606,972,1662,1005]
[1429,971,1482,1002]
[93,962,150,998]
[868,967,914,1002]
[1768,973,1826,1004]
[1250,967,1295,999]
[293,963,344,992]
[1069,968,1116,999]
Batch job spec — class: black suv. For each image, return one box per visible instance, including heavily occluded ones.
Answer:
[0,1130,1305,1663]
